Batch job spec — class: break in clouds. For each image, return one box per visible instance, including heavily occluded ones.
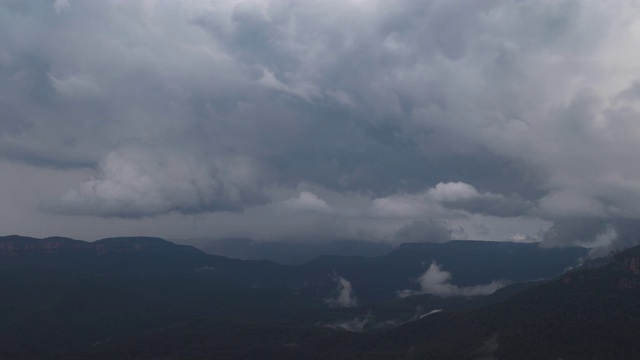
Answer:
[3,0,640,250]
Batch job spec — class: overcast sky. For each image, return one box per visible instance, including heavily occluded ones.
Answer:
[2,0,640,250]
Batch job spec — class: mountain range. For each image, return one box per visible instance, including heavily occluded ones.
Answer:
[0,235,587,302]
[0,234,633,359]
[184,237,396,265]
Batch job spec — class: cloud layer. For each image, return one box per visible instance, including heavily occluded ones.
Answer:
[2,1,640,247]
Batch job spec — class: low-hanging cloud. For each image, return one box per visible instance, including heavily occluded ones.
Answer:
[398,262,508,298]
[541,218,640,258]
[325,274,358,308]
[325,314,371,332]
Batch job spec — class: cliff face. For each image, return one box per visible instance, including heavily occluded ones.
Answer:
[561,247,640,290]
[618,255,640,289]
[0,235,203,256]
[624,256,640,275]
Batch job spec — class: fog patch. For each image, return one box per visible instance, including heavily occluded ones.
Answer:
[325,313,371,332]
[398,262,508,298]
[325,274,358,308]
[542,218,640,256]
[194,266,216,272]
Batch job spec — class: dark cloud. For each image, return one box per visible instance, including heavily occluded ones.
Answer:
[610,220,640,249]
[540,218,640,257]
[394,219,455,243]
[443,195,532,218]
[0,1,640,246]
[540,218,609,248]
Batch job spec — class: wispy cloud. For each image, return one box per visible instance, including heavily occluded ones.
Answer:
[325,274,358,308]
[399,262,508,298]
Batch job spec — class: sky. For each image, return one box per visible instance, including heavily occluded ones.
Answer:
[2,0,640,251]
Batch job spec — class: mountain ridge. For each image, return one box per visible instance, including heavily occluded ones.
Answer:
[0,235,203,256]
[0,234,589,302]
[0,234,632,359]
[67,244,640,359]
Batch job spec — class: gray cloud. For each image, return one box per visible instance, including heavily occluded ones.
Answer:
[427,182,533,217]
[43,148,267,218]
[1,1,640,246]
[542,218,640,257]
[281,191,331,213]
[393,219,455,243]
[540,217,640,257]
[541,218,609,248]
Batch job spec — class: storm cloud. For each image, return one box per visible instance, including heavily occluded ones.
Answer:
[2,1,640,248]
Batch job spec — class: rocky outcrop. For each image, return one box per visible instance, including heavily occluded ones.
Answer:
[625,256,640,275]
